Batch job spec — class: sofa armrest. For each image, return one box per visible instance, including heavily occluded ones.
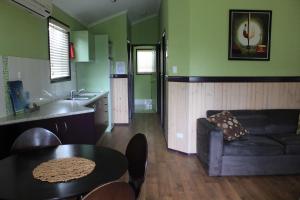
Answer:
[197,118,224,176]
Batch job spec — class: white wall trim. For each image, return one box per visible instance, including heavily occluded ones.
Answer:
[131,14,158,26]
[88,10,128,28]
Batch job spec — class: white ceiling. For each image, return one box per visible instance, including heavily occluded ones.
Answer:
[52,0,161,27]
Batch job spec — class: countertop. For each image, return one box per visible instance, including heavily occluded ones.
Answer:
[0,92,108,126]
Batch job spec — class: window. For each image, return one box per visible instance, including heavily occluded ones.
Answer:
[136,49,156,74]
[48,18,70,82]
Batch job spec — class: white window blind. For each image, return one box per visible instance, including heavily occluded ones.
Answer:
[48,18,70,81]
[137,50,156,74]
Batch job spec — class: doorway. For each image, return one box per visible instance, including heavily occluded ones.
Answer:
[132,45,158,114]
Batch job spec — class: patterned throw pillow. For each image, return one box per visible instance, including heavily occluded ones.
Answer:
[207,111,249,141]
[297,114,300,135]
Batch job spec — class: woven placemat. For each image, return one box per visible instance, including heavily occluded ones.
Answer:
[33,157,96,183]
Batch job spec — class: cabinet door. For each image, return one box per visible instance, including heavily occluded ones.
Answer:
[0,125,20,159]
[92,96,108,135]
[60,113,97,145]
[72,31,94,62]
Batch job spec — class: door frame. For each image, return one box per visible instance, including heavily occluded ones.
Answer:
[160,32,167,132]
[127,40,133,122]
[130,44,159,114]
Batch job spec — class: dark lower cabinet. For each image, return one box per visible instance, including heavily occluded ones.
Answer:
[87,94,109,135]
[0,112,100,160]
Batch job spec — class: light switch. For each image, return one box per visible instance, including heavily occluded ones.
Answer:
[172,66,178,74]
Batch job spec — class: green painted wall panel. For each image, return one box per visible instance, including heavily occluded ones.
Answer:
[160,0,300,76]
[189,0,300,76]
[0,1,48,59]
[131,16,160,112]
[76,35,110,92]
[0,1,85,60]
[89,13,128,72]
[167,0,190,76]
[131,16,160,44]
[52,6,86,31]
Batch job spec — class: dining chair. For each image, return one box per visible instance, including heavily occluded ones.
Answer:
[82,182,135,200]
[125,133,148,198]
[11,127,62,154]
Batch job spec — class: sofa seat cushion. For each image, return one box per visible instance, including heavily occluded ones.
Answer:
[223,135,284,156]
[269,134,300,154]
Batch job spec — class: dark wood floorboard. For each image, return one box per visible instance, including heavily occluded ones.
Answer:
[99,113,300,200]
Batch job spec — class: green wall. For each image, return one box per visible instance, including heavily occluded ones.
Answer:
[131,17,160,112]
[76,35,110,92]
[131,16,160,44]
[160,0,300,76]
[0,1,85,60]
[89,13,128,73]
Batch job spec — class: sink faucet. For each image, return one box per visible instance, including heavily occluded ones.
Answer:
[78,88,85,94]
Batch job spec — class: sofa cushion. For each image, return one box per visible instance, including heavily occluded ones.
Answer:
[265,110,300,135]
[207,109,300,135]
[207,111,248,141]
[223,135,284,156]
[269,134,300,154]
[207,110,268,135]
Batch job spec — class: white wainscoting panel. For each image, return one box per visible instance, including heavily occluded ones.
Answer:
[167,82,300,154]
[111,78,129,124]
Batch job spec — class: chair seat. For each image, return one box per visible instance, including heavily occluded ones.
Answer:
[223,135,284,156]
[269,134,300,154]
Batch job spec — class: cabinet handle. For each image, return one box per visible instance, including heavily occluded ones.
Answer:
[55,123,59,134]
[64,122,68,132]
[93,104,96,111]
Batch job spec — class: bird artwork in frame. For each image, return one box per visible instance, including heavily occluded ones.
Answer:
[228,10,272,61]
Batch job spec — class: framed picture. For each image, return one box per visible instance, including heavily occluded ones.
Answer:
[228,10,272,61]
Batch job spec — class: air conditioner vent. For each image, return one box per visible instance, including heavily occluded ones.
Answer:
[11,0,52,18]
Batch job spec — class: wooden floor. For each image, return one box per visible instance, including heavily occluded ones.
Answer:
[99,114,300,200]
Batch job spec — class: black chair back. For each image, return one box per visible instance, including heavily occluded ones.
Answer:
[125,133,148,198]
[82,182,135,200]
[11,128,62,154]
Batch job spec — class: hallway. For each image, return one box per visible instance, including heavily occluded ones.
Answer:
[99,114,300,200]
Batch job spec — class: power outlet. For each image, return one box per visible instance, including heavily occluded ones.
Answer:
[176,132,184,139]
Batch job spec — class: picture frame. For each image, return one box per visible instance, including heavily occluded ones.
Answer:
[228,10,272,61]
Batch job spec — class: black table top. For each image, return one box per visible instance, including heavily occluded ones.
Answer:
[0,144,128,200]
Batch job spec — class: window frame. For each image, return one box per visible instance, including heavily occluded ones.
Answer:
[136,48,156,75]
[48,17,71,83]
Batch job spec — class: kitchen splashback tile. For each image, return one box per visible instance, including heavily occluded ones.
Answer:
[0,56,77,117]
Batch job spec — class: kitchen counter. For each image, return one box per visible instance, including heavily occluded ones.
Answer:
[0,92,108,126]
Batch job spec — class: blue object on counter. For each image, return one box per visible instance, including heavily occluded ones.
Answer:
[7,81,26,115]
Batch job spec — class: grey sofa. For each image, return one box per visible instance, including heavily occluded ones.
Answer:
[197,109,300,176]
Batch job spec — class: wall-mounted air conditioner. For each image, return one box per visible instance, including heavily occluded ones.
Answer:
[11,0,53,18]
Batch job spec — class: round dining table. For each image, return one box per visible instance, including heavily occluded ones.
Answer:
[0,144,128,200]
